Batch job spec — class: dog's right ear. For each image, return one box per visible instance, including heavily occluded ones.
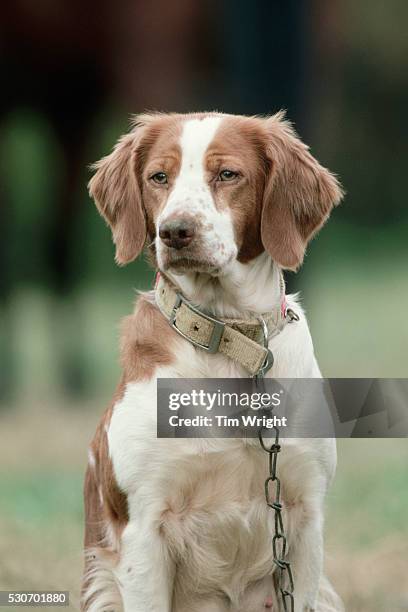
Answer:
[88,128,147,265]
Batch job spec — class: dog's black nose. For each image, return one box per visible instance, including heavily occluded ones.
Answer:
[159,218,195,250]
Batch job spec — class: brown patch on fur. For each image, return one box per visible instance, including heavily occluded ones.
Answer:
[84,385,129,548]
[205,115,267,263]
[120,293,177,381]
[82,381,127,609]
[136,113,184,238]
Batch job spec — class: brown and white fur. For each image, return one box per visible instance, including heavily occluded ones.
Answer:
[82,112,344,612]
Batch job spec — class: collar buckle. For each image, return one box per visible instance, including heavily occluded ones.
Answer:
[255,314,274,379]
[169,293,226,354]
[255,348,274,380]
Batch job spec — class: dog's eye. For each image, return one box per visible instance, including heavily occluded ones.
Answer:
[218,169,238,182]
[151,172,168,185]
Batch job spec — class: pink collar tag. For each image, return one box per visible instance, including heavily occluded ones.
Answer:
[281,294,288,318]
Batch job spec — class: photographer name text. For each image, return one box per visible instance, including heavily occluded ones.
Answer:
[168,414,287,428]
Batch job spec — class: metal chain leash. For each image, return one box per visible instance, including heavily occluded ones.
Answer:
[258,420,294,611]
[255,313,295,612]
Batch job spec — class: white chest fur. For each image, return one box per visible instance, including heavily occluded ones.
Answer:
[107,313,337,608]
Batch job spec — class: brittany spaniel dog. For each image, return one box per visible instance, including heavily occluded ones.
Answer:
[82,112,344,612]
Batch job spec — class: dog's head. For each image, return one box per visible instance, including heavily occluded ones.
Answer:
[89,112,343,274]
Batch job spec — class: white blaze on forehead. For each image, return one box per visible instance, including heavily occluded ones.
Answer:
[156,116,223,225]
[177,116,222,186]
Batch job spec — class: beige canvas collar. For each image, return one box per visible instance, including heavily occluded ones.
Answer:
[155,273,299,377]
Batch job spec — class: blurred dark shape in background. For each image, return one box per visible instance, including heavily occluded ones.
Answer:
[1,0,407,402]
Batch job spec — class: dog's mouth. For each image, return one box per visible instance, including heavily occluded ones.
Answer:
[155,235,236,277]
[163,255,221,276]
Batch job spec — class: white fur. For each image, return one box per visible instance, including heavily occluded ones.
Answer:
[168,252,282,319]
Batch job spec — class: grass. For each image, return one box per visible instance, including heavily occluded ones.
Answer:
[0,405,95,610]
[0,407,407,611]
[325,440,408,611]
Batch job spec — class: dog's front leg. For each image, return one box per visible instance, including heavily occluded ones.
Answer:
[287,513,323,612]
[114,519,175,612]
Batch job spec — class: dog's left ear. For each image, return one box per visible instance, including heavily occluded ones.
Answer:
[261,112,344,270]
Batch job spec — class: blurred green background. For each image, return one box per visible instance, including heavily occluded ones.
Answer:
[0,1,407,610]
